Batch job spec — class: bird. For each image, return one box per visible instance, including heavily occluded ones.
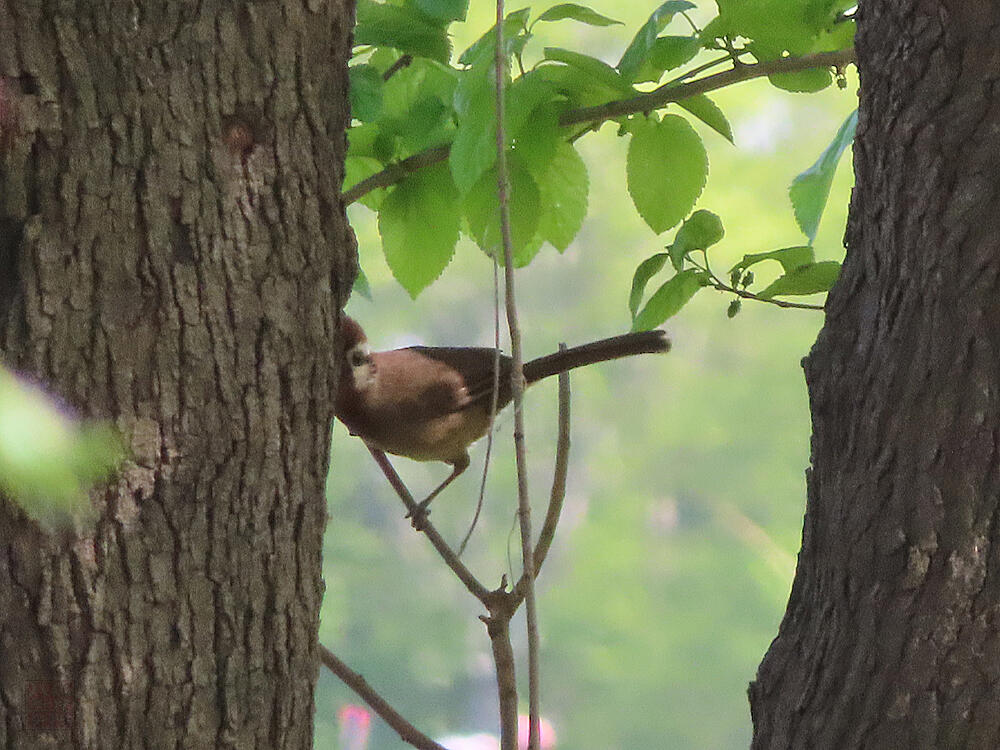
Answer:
[334,316,670,511]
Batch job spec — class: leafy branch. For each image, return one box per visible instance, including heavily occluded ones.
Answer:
[343,48,855,208]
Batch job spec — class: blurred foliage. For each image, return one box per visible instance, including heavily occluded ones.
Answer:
[322,1,857,748]
[0,366,122,528]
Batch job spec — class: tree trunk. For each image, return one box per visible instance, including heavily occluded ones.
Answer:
[750,2,1000,747]
[0,1,356,747]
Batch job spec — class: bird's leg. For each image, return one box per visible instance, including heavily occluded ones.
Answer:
[407,453,471,526]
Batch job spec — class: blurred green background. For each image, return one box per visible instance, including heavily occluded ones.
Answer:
[319,3,856,747]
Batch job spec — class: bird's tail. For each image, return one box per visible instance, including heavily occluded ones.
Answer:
[523,329,670,384]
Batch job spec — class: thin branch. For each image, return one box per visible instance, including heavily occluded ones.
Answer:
[718,284,825,311]
[341,48,856,206]
[560,47,856,127]
[690,254,826,311]
[383,54,413,80]
[494,1,540,747]
[484,607,519,750]
[365,445,492,604]
[341,144,450,205]
[513,360,570,607]
[319,644,447,750]
[460,259,503,556]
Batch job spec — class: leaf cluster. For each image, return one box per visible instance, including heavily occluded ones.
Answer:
[347,0,855,300]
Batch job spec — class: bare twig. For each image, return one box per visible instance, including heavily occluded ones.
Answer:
[514,360,570,606]
[319,644,447,750]
[341,48,856,206]
[493,2,540,747]
[460,259,504,556]
[484,606,519,750]
[366,445,492,604]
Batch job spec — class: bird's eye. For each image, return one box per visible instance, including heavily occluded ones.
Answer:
[348,349,368,368]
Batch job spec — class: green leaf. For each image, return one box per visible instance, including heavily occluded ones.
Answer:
[769,67,832,93]
[463,158,541,265]
[543,47,634,96]
[634,35,702,83]
[450,61,496,195]
[410,0,468,23]
[727,298,741,318]
[378,162,461,296]
[629,252,669,318]
[355,1,452,63]
[534,141,589,251]
[632,268,705,331]
[627,115,708,234]
[343,156,389,210]
[669,209,724,270]
[730,245,815,275]
[348,64,383,122]
[790,109,857,242]
[677,94,734,144]
[758,260,840,298]
[353,267,373,301]
[618,1,696,83]
[536,3,622,26]
[0,368,122,528]
[458,8,532,65]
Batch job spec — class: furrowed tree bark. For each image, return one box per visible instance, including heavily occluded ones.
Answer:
[0,1,356,748]
[751,2,1000,748]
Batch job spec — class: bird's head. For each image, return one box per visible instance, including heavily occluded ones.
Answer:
[340,316,376,393]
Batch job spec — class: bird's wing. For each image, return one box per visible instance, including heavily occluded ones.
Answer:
[402,347,513,411]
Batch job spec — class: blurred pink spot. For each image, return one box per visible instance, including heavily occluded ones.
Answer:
[338,704,372,750]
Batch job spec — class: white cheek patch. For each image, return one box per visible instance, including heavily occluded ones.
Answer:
[349,343,375,389]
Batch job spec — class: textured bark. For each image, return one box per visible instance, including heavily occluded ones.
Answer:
[750,2,1000,748]
[0,0,356,748]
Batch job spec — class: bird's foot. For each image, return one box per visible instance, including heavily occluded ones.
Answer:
[405,499,432,530]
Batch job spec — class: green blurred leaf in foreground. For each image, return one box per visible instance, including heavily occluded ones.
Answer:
[0,367,123,527]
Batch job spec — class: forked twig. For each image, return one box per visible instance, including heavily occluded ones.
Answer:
[366,445,492,605]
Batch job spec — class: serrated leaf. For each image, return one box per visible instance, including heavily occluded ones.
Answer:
[632,268,705,331]
[411,0,468,23]
[355,1,452,63]
[536,3,622,26]
[543,47,634,96]
[634,35,702,83]
[758,260,840,298]
[464,158,541,264]
[629,252,669,318]
[627,115,708,234]
[669,209,724,269]
[727,298,741,318]
[678,94,734,143]
[730,245,815,275]
[618,1,696,83]
[348,64,383,122]
[790,109,857,242]
[378,162,461,297]
[535,141,589,251]
[769,67,832,93]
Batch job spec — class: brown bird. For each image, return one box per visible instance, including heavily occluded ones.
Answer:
[335,316,670,509]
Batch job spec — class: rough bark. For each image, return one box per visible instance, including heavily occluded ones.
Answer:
[750,2,1000,748]
[0,0,356,748]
